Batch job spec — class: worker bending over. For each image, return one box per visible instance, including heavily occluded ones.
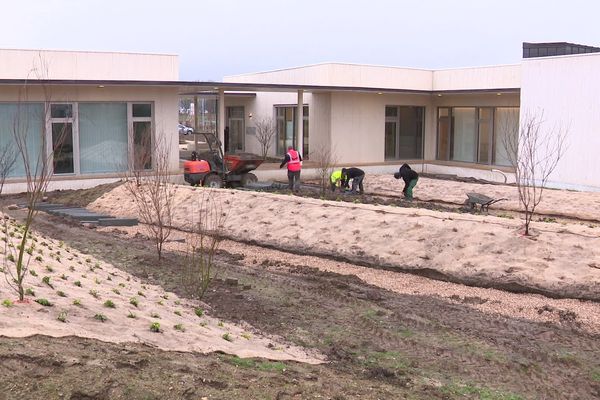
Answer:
[280,146,302,192]
[330,167,365,194]
[393,163,418,200]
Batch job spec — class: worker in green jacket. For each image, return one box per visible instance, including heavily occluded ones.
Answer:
[330,169,343,192]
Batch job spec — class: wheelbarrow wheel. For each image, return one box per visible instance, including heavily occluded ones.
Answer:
[241,173,258,187]
[203,174,223,188]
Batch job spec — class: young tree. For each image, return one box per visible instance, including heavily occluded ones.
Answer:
[183,190,227,299]
[122,133,176,260]
[0,142,17,196]
[4,59,70,300]
[311,143,338,195]
[253,116,277,160]
[503,111,568,236]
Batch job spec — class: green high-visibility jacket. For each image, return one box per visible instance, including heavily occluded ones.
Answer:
[330,170,343,185]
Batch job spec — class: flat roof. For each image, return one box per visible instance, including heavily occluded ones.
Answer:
[0,79,520,95]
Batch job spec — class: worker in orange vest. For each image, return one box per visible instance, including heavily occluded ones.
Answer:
[279,145,302,192]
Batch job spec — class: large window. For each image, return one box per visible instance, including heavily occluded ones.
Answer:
[226,106,245,153]
[276,105,309,156]
[79,103,128,173]
[437,107,519,166]
[0,103,43,177]
[384,106,424,160]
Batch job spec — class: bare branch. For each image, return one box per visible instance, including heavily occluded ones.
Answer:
[253,116,277,160]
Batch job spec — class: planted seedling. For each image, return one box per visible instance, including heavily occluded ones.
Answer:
[174,300,181,305]
[222,333,233,342]
[69,266,75,272]
[137,291,145,297]
[7,254,15,262]
[174,310,182,316]
[112,288,121,295]
[94,313,107,322]
[2,299,13,307]
[241,332,252,340]
[57,291,67,298]
[73,299,82,306]
[35,256,43,262]
[118,283,126,288]
[30,270,38,277]
[106,276,112,281]
[57,311,67,323]
[174,324,185,332]
[74,281,82,287]
[127,311,137,319]
[94,277,101,285]
[150,312,160,319]
[35,298,53,307]
[161,294,169,300]
[60,274,68,281]
[45,265,54,273]
[103,300,116,308]
[42,276,53,289]
[194,308,204,318]
[150,322,161,333]
[89,289,99,299]
[25,288,35,297]
[129,298,139,308]
[157,300,164,306]
[217,321,224,327]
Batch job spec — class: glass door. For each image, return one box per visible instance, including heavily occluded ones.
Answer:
[226,106,245,153]
[50,104,75,174]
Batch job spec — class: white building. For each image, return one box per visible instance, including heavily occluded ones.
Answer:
[1,43,599,191]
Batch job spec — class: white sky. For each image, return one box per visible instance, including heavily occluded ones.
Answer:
[3,0,599,80]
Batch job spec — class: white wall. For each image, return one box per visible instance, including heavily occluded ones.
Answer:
[520,53,600,190]
[433,65,521,91]
[0,48,178,81]
[225,63,434,91]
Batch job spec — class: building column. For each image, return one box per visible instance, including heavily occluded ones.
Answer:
[296,89,304,155]
[218,88,226,153]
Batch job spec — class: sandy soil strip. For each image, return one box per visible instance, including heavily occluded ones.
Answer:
[367,174,600,221]
[0,216,323,364]
[90,185,600,301]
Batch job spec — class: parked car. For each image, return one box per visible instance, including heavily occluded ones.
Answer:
[178,123,194,135]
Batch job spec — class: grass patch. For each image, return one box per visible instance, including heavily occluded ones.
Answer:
[103,300,116,308]
[150,322,161,333]
[441,382,524,400]
[194,308,204,317]
[2,299,13,307]
[225,356,287,372]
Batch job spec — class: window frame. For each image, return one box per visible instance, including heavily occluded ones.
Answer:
[128,102,154,171]
[47,102,79,175]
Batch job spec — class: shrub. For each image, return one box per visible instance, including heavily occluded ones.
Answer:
[150,322,161,333]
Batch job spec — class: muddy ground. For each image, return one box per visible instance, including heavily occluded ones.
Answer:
[0,188,599,399]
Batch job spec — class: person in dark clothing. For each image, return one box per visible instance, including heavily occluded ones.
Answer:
[341,167,365,194]
[279,146,302,191]
[393,163,418,200]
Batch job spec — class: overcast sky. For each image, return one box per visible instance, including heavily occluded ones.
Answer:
[3,0,599,81]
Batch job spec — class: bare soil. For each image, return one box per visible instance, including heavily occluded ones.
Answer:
[1,192,599,399]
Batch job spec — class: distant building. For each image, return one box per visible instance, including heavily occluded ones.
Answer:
[1,43,599,191]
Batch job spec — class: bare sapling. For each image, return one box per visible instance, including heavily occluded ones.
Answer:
[122,133,176,260]
[254,116,277,160]
[0,141,17,196]
[311,144,338,195]
[183,190,227,299]
[4,65,70,300]
[503,111,568,236]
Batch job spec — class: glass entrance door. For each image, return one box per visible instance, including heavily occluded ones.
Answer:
[384,106,424,160]
[226,106,245,153]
